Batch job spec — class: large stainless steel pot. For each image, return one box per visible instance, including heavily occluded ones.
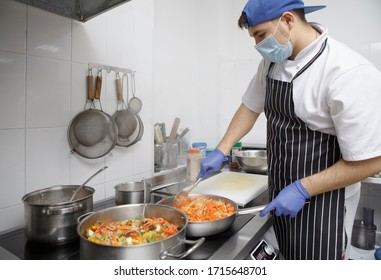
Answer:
[77,204,205,259]
[22,185,94,244]
[157,194,266,237]
[114,181,179,205]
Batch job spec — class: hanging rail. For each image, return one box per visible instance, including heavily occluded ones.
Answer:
[88,63,134,75]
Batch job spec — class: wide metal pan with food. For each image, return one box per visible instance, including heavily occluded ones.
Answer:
[157,194,266,238]
[77,203,205,260]
[22,185,95,244]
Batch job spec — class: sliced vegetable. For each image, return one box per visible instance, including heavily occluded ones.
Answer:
[174,196,235,222]
[85,217,178,246]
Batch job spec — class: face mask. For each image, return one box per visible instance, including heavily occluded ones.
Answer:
[255,18,292,63]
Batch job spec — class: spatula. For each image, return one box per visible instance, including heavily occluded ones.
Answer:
[172,176,203,207]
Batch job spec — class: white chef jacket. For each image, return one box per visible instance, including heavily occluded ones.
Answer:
[242,24,381,255]
[242,23,381,163]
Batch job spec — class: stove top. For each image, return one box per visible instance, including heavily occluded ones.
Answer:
[0,198,260,260]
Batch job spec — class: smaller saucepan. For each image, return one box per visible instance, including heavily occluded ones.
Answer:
[115,181,182,205]
[157,194,266,237]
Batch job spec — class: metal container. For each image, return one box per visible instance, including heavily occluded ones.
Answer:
[114,181,178,205]
[157,194,266,237]
[77,204,205,259]
[235,150,268,174]
[22,185,94,244]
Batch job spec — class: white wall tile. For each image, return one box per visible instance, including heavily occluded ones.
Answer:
[27,6,71,60]
[25,127,71,193]
[104,3,135,69]
[72,16,107,64]
[0,129,25,208]
[0,0,26,54]
[0,51,26,129]
[26,56,71,128]
[0,205,24,233]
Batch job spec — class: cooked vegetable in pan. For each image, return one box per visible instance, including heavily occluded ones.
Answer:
[85,217,178,246]
[174,196,236,222]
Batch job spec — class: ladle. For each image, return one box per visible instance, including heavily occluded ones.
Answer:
[137,178,148,231]
[69,166,108,202]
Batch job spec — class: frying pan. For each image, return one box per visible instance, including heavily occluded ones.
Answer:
[157,193,266,237]
[68,72,118,159]
[113,73,138,146]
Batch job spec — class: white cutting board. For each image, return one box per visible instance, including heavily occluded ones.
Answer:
[190,171,268,206]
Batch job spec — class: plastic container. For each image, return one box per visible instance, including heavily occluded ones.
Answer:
[186,148,202,181]
[192,142,207,158]
[229,141,242,171]
[351,207,377,250]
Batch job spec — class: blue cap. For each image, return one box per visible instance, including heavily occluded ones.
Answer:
[243,0,326,27]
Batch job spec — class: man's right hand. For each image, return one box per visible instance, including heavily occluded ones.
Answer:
[198,148,226,179]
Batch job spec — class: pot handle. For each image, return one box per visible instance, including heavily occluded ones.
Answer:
[237,204,267,216]
[159,237,205,260]
[45,203,85,215]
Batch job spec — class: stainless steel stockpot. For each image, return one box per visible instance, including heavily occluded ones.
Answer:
[22,185,94,244]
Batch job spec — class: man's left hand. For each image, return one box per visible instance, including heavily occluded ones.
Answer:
[260,180,310,218]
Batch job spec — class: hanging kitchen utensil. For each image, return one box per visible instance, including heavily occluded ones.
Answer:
[68,71,107,147]
[128,72,142,113]
[67,69,118,159]
[119,73,144,148]
[112,72,138,146]
[69,166,108,202]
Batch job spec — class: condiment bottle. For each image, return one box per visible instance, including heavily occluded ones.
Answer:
[186,148,202,181]
[229,141,242,171]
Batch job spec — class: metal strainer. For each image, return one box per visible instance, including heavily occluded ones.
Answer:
[128,72,142,113]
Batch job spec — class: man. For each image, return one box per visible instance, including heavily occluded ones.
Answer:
[199,0,381,260]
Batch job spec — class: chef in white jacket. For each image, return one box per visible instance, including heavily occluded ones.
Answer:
[199,0,381,259]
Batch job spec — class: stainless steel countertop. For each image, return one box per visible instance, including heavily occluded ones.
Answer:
[149,166,273,259]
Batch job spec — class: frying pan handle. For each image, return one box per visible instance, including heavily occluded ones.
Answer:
[150,180,186,192]
[160,237,205,259]
[237,204,267,216]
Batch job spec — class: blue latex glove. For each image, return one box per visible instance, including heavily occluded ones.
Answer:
[260,180,310,218]
[198,148,225,179]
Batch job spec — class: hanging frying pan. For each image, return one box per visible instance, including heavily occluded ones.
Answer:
[68,70,118,159]
[113,73,138,147]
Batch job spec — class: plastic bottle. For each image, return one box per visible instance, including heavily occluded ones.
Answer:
[186,148,202,181]
[192,142,207,158]
[229,141,242,171]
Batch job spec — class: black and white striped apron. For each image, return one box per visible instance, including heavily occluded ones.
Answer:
[264,39,346,260]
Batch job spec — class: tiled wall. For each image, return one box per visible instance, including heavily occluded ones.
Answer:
[0,0,154,232]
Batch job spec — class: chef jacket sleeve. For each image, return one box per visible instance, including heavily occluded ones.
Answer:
[328,65,381,161]
[241,59,268,113]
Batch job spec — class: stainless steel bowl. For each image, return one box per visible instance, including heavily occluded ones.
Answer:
[235,150,267,174]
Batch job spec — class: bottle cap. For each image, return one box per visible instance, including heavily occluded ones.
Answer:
[188,148,200,154]
[233,141,242,148]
